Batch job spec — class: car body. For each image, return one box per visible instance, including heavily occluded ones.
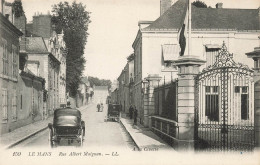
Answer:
[105,104,120,122]
[48,108,85,147]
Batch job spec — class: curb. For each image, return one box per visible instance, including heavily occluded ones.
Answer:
[119,119,141,151]
[5,126,48,149]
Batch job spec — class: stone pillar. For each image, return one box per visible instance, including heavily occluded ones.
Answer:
[173,56,205,151]
[246,47,260,150]
[143,74,161,127]
[254,77,260,150]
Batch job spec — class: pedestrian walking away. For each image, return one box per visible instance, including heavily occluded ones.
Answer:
[97,103,100,112]
[133,106,138,125]
[100,103,104,112]
[129,105,134,119]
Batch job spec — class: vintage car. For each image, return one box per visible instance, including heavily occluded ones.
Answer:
[48,108,85,147]
[105,104,120,122]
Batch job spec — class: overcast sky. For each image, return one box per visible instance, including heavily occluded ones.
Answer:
[19,0,260,81]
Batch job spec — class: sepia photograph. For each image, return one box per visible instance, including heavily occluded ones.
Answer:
[0,0,260,164]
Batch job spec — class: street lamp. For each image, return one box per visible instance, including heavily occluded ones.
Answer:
[141,80,148,95]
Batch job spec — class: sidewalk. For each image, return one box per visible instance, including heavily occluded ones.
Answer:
[0,103,91,149]
[120,115,176,152]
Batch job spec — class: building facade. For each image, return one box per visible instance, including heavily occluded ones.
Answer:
[0,11,23,133]
[131,0,260,125]
[21,13,67,114]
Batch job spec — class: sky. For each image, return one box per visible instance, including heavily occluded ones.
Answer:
[18,0,260,81]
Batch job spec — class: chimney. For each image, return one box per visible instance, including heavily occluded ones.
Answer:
[216,3,223,9]
[32,14,52,38]
[160,0,174,16]
[14,14,27,35]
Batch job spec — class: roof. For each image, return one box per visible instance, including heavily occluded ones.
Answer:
[54,108,81,117]
[20,70,45,83]
[25,37,49,53]
[26,23,40,37]
[246,47,260,57]
[145,0,188,30]
[145,0,260,31]
[0,14,23,36]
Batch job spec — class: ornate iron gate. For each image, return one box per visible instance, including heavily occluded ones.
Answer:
[195,43,255,151]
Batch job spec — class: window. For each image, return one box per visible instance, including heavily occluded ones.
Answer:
[235,86,249,120]
[2,89,8,121]
[12,45,18,78]
[254,59,260,69]
[20,95,23,109]
[2,39,8,76]
[12,92,17,121]
[205,45,221,67]
[205,86,219,121]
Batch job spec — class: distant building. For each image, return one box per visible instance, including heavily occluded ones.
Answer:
[21,13,67,113]
[94,86,109,104]
[116,53,135,114]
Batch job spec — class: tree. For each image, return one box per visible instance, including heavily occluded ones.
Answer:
[52,1,91,97]
[87,76,112,89]
[192,0,207,8]
[12,0,24,17]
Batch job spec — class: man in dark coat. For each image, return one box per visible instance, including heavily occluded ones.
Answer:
[97,103,100,112]
[133,106,138,125]
[129,105,134,119]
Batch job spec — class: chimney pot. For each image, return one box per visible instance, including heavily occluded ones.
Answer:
[160,0,174,16]
[216,3,223,8]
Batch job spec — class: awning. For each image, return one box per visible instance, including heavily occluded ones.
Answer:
[205,44,221,49]
[162,44,179,61]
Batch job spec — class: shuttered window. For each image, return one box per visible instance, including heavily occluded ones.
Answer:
[2,39,8,76]
[2,89,8,121]
[12,91,17,121]
[205,45,221,67]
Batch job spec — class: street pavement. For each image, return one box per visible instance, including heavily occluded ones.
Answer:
[0,94,175,152]
[7,102,136,150]
[120,115,175,152]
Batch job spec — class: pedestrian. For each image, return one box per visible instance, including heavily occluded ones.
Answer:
[133,106,138,125]
[129,105,134,119]
[100,103,104,112]
[97,103,100,112]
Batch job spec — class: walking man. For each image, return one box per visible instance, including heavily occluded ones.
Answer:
[100,103,104,112]
[129,105,134,119]
[133,106,138,125]
[97,103,100,112]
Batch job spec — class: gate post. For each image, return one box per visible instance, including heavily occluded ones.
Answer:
[173,56,205,151]
[246,47,260,150]
[143,74,161,128]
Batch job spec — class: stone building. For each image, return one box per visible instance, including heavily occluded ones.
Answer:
[15,12,67,114]
[24,36,60,115]
[18,66,45,125]
[0,2,23,134]
[131,0,260,126]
